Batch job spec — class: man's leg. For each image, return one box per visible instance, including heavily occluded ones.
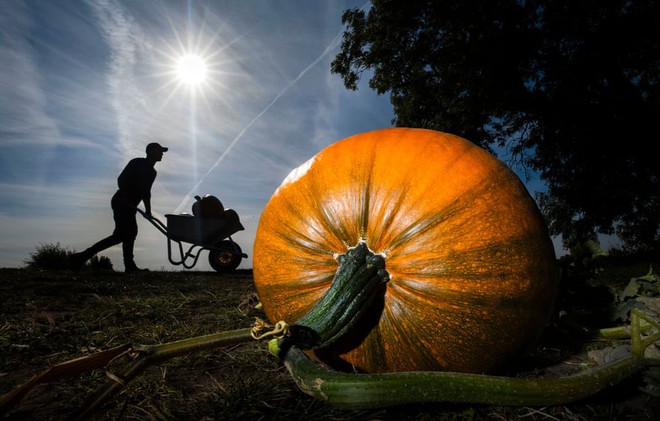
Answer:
[115,207,147,273]
[70,196,122,271]
[122,238,143,272]
[79,235,122,260]
[70,234,121,271]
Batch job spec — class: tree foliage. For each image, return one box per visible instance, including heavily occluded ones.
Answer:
[331,0,659,252]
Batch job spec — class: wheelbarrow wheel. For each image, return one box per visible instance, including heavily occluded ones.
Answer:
[208,240,242,272]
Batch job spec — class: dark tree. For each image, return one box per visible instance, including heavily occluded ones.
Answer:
[331,0,659,253]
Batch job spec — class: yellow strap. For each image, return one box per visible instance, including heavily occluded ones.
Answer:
[251,318,289,340]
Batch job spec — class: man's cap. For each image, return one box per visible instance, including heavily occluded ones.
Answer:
[146,142,168,154]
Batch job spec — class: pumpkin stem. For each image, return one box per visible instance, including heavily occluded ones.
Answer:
[284,242,389,351]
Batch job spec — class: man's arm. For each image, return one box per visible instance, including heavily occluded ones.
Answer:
[142,171,156,218]
[143,192,152,218]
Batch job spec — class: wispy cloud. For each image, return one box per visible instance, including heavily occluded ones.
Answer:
[87,0,149,159]
[0,3,64,148]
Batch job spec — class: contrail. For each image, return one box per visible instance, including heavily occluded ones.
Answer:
[174,20,351,213]
[89,0,145,160]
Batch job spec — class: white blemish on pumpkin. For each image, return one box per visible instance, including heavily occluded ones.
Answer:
[282,156,315,186]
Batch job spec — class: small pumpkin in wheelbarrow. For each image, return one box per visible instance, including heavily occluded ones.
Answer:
[192,194,225,219]
[253,128,557,374]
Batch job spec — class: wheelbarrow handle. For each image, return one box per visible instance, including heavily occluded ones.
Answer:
[136,208,168,234]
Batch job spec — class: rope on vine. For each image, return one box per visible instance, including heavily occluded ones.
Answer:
[251,318,289,340]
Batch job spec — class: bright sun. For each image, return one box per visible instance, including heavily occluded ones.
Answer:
[176,54,208,86]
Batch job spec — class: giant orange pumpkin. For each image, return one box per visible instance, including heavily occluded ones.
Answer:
[253,128,557,374]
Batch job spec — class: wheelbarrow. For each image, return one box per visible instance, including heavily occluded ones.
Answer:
[137,208,247,272]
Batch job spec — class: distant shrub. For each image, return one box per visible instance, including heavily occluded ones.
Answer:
[25,243,73,271]
[89,255,114,272]
[25,242,114,272]
[568,239,605,269]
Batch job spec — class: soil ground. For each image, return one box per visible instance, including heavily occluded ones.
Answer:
[1,267,659,420]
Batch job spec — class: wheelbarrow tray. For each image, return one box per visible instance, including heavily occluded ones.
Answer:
[165,214,244,247]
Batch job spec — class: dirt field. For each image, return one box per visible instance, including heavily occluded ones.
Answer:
[1,267,659,420]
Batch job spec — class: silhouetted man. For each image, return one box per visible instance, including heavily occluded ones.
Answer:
[71,142,168,273]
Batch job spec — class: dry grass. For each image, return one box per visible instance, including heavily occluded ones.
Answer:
[1,268,658,420]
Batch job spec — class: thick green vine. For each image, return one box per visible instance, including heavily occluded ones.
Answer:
[272,309,660,409]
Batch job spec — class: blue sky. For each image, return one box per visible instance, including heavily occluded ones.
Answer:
[0,0,559,271]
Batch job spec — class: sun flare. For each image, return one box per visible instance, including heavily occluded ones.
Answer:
[156,20,231,103]
[176,54,208,86]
